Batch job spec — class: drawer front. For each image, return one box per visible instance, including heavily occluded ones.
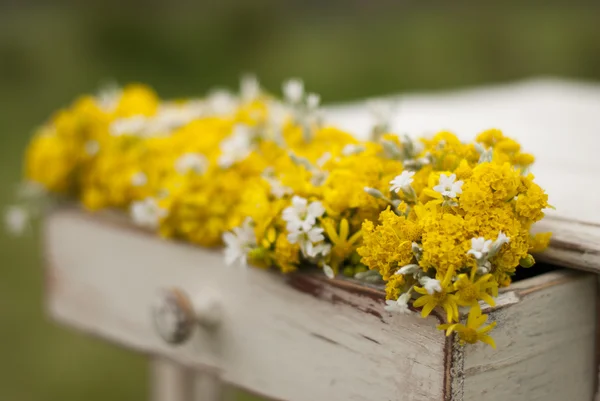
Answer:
[44,208,449,401]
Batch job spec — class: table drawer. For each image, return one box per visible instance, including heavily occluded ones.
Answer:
[43,207,597,401]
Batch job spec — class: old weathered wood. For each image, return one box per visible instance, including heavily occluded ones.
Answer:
[44,206,448,401]
[461,271,597,401]
[43,206,598,401]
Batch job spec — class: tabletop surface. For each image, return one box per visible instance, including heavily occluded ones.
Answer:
[324,78,600,226]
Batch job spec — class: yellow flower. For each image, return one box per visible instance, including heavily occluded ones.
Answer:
[460,162,521,213]
[274,233,301,273]
[385,273,406,301]
[322,218,362,271]
[529,232,552,253]
[357,208,421,280]
[514,175,548,223]
[413,269,459,323]
[438,304,497,348]
[419,212,470,276]
[114,84,159,117]
[453,274,497,307]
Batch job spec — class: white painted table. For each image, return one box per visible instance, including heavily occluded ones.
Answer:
[43,79,600,400]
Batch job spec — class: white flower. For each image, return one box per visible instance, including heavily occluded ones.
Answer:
[131,172,147,187]
[419,277,442,295]
[130,198,167,229]
[218,124,253,168]
[495,231,510,247]
[283,78,304,103]
[207,89,238,115]
[4,205,29,236]
[477,261,492,275]
[175,153,208,175]
[306,93,320,109]
[389,171,415,193]
[282,196,325,232]
[240,74,260,102]
[304,240,331,258]
[223,218,256,268]
[96,83,121,113]
[384,293,412,314]
[110,115,146,136]
[323,264,335,279]
[266,178,292,199]
[287,226,325,245]
[433,173,463,198]
[341,144,365,156]
[85,140,100,156]
[467,237,493,260]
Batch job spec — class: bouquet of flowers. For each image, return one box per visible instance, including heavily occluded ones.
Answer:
[9,77,551,347]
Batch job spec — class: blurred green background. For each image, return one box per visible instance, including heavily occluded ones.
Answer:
[1,1,600,400]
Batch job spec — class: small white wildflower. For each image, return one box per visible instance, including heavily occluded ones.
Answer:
[389,171,415,193]
[218,124,253,168]
[148,104,203,135]
[131,172,148,187]
[304,241,331,258]
[266,178,292,199]
[175,153,208,175]
[207,89,238,115]
[306,93,320,109]
[467,237,493,260]
[110,115,146,136]
[283,78,304,104]
[495,231,510,247]
[223,218,256,268]
[84,140,100,156]
[341,144,365,156]
[420,276,442,295]
[240,74,260,102]
[477,261,492,275]
[323,264,335,279]
[433,173,463,198]
[96,82,121,113]
[282,196,325,232]
[287,226,325,246]
[4,206,29,236]
[384,292,412,314]
[130,198,167,229]
[488,231,511,258]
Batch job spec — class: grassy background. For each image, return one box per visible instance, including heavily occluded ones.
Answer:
[1,2,600,400]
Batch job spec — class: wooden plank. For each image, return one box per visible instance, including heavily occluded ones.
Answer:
[44,206,449,401]
[461,271,597,401]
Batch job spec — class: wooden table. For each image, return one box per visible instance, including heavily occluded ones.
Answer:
[43,79,600,400]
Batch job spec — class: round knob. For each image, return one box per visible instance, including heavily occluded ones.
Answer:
[152,287,223,345]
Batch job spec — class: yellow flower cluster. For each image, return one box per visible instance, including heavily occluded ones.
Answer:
[21,79,551,347]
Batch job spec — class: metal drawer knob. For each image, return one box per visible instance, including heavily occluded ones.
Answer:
[152,287,222,345]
